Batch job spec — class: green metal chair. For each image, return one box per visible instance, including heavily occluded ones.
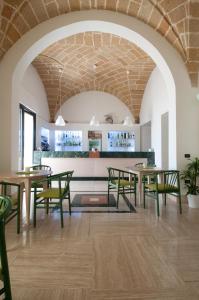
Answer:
[30,164,52,191]
[143,170,182,216]
[0,182,22,234]
[29,164,51,172]
[107,167,137,209]
[33,171,74,228]
[0,196,12,300]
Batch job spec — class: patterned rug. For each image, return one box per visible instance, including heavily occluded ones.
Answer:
[71,194,136,213]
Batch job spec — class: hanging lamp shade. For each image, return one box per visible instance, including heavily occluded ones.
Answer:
[55,66,65,126]
[123,116,134,127]
[89,115,99,126]
[55,115,65,126]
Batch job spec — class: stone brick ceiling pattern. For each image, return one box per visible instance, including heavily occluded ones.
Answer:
[0,0,198,87]
[32,32,155,123]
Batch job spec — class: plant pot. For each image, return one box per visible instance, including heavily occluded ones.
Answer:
[187,194,199,208]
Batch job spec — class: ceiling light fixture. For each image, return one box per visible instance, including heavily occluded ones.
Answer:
[123,116,134,127]
[55,67,65,126]
[89,115,100,126]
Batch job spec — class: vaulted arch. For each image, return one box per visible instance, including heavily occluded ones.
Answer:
[0,0,198,86]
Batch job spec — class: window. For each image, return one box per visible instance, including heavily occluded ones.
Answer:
[19,104,36,169]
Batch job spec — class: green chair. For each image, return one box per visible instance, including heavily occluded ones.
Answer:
[107,167,137,209]
[143,170,182,216]
[33,171,73,228]
[30,164,52,191]
[0,196,12,300]
[0,182,22,234]
[29,164,51,172]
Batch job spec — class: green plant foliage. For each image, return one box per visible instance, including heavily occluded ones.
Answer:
[181,157,199,195]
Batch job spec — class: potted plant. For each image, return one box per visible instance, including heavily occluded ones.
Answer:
[181,157,199,208]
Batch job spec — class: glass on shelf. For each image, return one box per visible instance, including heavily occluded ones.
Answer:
[55,130,82,151]
[107,130,135,152]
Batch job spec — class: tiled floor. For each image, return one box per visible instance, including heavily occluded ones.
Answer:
[3,181,199,299]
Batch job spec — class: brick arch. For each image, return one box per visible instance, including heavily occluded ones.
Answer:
[0,0,198,86]
[32,32,155,123]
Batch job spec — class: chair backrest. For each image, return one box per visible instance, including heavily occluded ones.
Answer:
[151,170,180,191]
[0,196,12,300]
[49,171,74,197]
[107,167,137,185]
[107,167,124,183]
[107,167,116,182]
[0,181,21,200]
[134,162,144,167]
[30,164,51,171]
[163,170,180,188]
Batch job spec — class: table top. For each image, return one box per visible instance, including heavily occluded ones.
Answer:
[126,166,164,175]
[0,170,51,180]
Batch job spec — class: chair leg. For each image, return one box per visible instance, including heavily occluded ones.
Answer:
[156,193,160,217]
[33,199,37,227]
[60,199,64,228]
[68,194,71,215]
[107,186,110,206]
[46,198,49,214]
[178,193,182,214]
[164,193,166,206]
[116,187,120,208]
[17,203,20,234]
[134,189,137,206]
[143,185,146,209]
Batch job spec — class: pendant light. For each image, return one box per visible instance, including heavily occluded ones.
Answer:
[123,116,134,127]
[89,115,100,126]
[55,67,65,126]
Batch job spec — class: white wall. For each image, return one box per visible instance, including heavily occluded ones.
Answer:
[58,91,134,124]
[140,67,169,167]
[18,65,50,148]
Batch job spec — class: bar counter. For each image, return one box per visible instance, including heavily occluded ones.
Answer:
[33,151,155,179]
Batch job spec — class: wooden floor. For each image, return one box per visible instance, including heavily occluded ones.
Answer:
[3,182,199,299]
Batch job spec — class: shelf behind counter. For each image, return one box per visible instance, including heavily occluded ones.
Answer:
[33,151,155,180]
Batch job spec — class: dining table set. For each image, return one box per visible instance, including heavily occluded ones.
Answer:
[126,165,165,205]
[0,169,52,225]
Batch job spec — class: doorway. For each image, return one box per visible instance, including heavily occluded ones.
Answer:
[19,104,36,170]
[140,121,151,151]
[161,112,169,169]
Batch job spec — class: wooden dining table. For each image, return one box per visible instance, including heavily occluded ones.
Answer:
[0,170,51,225]
[126,166,164,205]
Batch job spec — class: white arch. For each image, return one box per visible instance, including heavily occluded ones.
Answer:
[0,10,192,171]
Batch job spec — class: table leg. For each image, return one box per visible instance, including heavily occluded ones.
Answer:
[138,174,142,205]
[24,179,31,225]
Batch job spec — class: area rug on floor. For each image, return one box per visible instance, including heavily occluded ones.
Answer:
[71,194,136,213]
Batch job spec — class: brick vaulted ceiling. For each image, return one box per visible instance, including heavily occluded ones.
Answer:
[32,33,155,123]
[0,0,198,121]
